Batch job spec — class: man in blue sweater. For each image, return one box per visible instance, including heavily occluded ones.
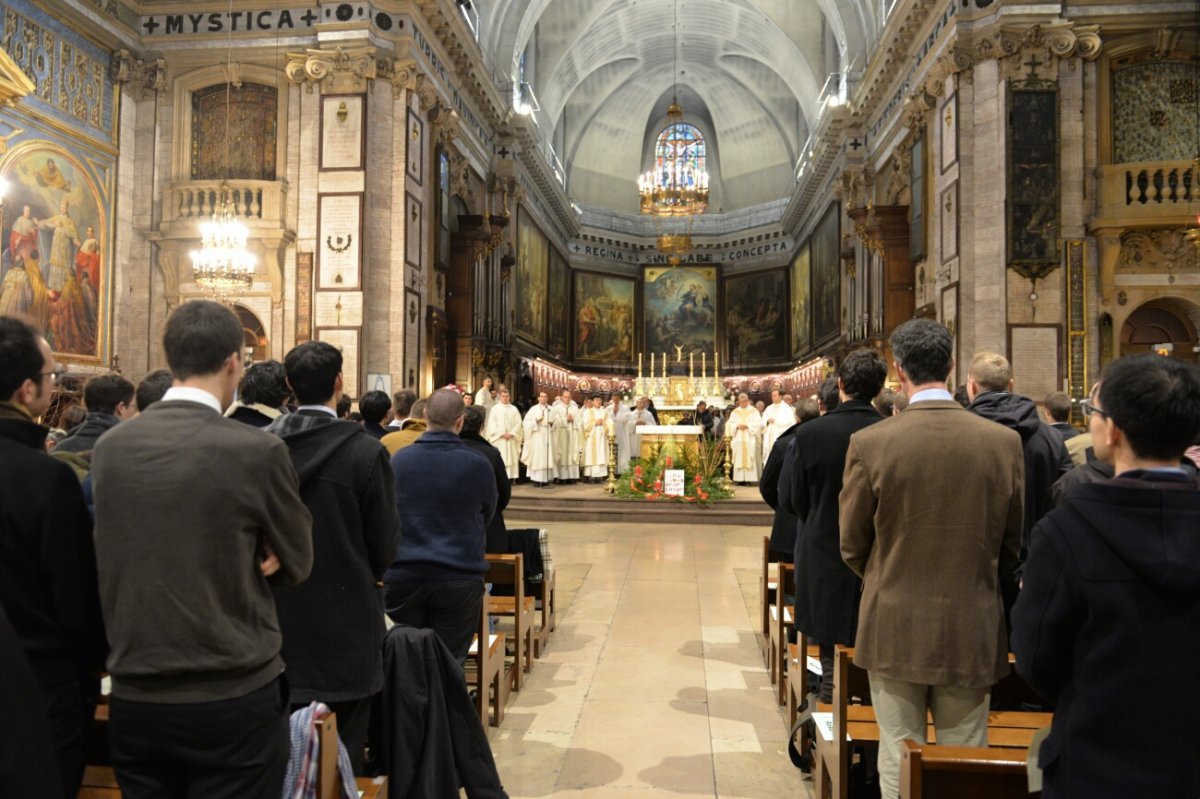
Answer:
[385,388,498,664]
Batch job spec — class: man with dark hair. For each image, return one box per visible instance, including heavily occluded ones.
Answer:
[1014,355,1200,799]
[265,341,399,774]
[359,389,392,440]
[759,403,805,565]
[839,320,1024,799]
[385,389,497,663]
[779,348,889,701]
[689,400,714,437]
[336,395,352,419]
[226,360,289,428]
[135,369,173,412]
[92,300,312,799]
[0,317,105,799]
[1040,390,1078,442]
[382,397,428,455]
[967,352,1070,554]
[1051,381,1114,506]
[388,389,418,431]
[54,373,136,455]
[816,376,840,414]
[460,404,511,552]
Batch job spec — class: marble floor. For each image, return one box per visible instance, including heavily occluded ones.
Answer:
[488,518,814,799]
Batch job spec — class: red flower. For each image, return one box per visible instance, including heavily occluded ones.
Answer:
[634,465,643,477]
[654,479,663,492]
[694,474,703,484]
[665,455,673,468]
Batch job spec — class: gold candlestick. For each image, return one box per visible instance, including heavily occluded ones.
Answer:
[605,428,618,494]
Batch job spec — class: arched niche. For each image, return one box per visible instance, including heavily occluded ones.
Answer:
[1119,297,1200,363]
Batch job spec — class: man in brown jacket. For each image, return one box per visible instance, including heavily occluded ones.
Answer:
[92,301,313,799]
[839,319,1024,799]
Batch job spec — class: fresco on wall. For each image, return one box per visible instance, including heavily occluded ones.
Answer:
[644,265,716,359]
[574,271,635,364]
[516,210,548,346]
[547,248,569,356]
[725,268,788,364]
[811,204,841,346]
[1,143,108,359]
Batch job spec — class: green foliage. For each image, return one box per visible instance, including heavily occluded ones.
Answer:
[614,437,733,504]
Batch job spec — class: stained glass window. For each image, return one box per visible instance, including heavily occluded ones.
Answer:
[652,123,706,189]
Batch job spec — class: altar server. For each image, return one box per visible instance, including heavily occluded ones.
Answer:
[474,376,496,412]
[761,389,793,459]
[484,387,522,480]
[581,396,609,481]
[521,391,557,488]
[628,397,656,461]
[608,395,633,473]
[551,389,581,484]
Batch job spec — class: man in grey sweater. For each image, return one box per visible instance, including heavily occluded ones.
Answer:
[92,300,313,799]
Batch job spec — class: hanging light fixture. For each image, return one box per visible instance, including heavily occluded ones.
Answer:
[190,0,255,297]
[636,0,709,219]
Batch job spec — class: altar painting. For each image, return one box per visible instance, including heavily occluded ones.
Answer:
[574,271,635,363]
[1,143,108,360]
[725,268,787,363]
[644,265,717,357]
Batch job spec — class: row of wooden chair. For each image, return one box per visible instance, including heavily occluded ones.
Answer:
[468,550,557,727]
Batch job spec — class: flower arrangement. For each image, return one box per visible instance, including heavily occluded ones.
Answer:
[614,437,732,504]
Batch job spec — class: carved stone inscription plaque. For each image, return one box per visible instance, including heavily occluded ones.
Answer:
[318,194,363,289]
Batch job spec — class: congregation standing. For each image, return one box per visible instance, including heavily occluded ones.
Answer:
[3,300,1200,799]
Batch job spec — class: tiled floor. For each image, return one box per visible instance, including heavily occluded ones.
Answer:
[489,518,814,798]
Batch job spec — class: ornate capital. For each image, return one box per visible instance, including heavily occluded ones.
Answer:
[377,57,418,93]
[433,107,461,148]
[414,74,440,112]
[285,46,377,93]
[448,152,474,205]
[111,50,167,101]
[975,22,1102,81]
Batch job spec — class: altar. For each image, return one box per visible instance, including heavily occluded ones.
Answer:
[634,348,726,423]
[635,424,704,461]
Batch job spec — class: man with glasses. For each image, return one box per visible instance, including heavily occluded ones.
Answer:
[91,301,313,799]
[1050,382,1116,507]
[1013,355,1200,798]
[0,317,105,798]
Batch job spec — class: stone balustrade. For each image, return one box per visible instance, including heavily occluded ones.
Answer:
[1096,160,1199,224]
[163,179,289,229]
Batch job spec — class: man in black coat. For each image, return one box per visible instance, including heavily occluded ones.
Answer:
[359,389,391,440]
[54,372,136,455]
[1012,355,1200,799]
[266,341,399,774]
[779,348,888,702]
[227,359,288,428]
[967,352,1071,553]
[1040,391,1079,442]
[0,317,106,799]
[460,404,511,553]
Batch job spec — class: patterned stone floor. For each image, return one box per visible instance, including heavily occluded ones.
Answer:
[486,518,814,799]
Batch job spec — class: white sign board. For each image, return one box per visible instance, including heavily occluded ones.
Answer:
[663,469,686,497]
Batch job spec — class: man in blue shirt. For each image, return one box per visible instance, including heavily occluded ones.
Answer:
[384,389,498,664]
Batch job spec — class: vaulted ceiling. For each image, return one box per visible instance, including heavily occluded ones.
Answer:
[479,0,881,213]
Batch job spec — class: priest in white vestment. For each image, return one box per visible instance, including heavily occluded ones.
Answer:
[550,389,581,483]
[581,396,609,480]
[761,389,794,461]
[628,397,656,461]
[726,393,763,484]
[607,396,633,473]
[521,391,557,487]
[474,376,496,412]
[484,387,522,480]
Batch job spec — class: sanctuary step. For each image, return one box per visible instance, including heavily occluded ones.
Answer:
[505,482,774,526]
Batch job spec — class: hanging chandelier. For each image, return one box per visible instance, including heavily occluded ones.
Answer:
[191,0,255,298]
[637,0,709,219]
[190,185,255,294]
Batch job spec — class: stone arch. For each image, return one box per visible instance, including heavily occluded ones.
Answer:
[1119,297,1200,362]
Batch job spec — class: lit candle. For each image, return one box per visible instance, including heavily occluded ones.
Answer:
[650,352,655,377]
[689,352,694,374]
[714,351,719,377]
[702,351,706,378]
[663,353,667,374]
[638,352,643,376]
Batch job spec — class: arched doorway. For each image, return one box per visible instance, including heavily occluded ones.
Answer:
[232,304,269,363]
[1120,298,1199,363]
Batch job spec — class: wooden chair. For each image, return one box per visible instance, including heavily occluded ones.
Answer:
[767,562,795,705]
[78,766,121,798]
[467,589,508,726]
[532,564,556,658]
[486,553,535,691]
[786,631,822,729]
[900,740,1037,799]
[314,714,387,799]
[759,536,780,655]
[813,647,1051,799]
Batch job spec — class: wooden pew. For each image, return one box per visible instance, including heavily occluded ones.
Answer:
[314,714,387,799]
[812,646,1050,799]
[532,561,556,658]
[759,536,781,655]
[767,562,795,705]
[486,553,535,691]
[467,588,508,726]
[900,740,1038,799]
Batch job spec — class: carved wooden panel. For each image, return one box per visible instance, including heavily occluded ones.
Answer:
[191,82,277,181]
